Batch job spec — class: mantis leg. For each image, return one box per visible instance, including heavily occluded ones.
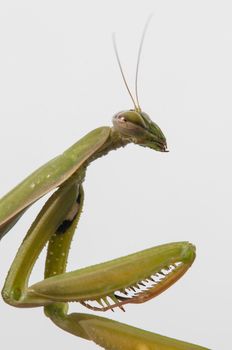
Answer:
[2,181,208,350]
[2,180,82,308]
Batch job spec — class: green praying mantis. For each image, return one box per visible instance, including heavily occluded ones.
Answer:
[0,25,209,350]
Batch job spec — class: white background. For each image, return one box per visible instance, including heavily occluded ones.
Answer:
[0,1,231,349]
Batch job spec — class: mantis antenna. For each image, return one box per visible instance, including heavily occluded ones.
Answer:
[113,15,153,112]
[112,33,138,110]
[135,14,153,110]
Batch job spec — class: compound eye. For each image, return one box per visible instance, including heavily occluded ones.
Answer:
[114,110,147,128]
[112,112,127,127]
[117,114,127,122]
[112,110,147,137]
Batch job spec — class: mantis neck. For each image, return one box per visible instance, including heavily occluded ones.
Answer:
[88,127,131,164]
[62,127,130,190]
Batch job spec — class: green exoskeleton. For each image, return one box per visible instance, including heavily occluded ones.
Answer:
[0,24,209,350]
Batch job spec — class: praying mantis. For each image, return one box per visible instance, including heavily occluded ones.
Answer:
[0,24,209,350]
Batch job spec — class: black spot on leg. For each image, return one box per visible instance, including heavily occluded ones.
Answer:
[76,192,81,204]
[56,191,82,235]
[56,220,73,234]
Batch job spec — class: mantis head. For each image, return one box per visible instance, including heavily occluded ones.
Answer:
[113,18,167,152]
[113,109,168,152]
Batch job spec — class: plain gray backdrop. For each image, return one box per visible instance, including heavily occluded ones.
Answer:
[0,1,231,349]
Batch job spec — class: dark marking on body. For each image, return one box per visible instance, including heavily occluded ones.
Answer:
[76,192,81,204]
[56,219,74,234]
[56,191,82,234]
